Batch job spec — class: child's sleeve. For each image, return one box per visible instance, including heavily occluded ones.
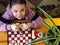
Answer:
[0,5,15,31]
[2,4,16,20]
[0,21,11,31]
[26,7,44,29]
[0,11,12,31]
[32,30,43,40]
[31,16,44,29]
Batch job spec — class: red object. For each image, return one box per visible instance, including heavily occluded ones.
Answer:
[34,30,39,39]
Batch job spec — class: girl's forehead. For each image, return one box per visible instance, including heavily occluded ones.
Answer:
[12,3,26,6]
[11,4,26,9]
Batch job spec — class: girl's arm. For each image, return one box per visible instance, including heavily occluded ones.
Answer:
[0,11,12,31]
[31,16,44,29]
[26,7,44,29]
[0,21,11,31]
[0,5,15,31]
[2,4,16,20]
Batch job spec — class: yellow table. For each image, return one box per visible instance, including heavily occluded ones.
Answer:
[0,18,60,45]
[0,31,46,45]
[0,32,7,45]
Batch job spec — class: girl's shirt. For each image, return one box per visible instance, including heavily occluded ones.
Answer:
[0,5,43,31]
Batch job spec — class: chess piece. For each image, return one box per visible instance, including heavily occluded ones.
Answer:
[9,43,13,45]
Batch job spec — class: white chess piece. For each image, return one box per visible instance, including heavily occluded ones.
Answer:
[9,43,13,45]
[11,24,20,31]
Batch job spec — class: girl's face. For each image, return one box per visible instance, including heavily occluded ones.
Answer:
[11,4,26,19]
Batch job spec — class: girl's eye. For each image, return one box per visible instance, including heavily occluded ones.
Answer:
[20,9,24,12]
[14,10,17,12]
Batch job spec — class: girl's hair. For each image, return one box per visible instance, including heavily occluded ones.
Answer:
[10,0,26,7]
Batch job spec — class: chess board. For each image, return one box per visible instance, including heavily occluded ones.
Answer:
[7,29,42,45]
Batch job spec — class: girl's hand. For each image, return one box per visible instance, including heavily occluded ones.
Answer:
[11,23,20,31]
[21,23,31,31]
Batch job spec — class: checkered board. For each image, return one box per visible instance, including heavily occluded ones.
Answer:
[7,29,42,45]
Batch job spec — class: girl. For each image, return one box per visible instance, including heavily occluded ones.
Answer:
[0,0,43,31]
[0,0,44,45]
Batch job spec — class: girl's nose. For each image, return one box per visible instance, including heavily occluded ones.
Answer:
[17,12,21,16]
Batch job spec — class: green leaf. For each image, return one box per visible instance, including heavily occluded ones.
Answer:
[42,20,57,36]
[51,26,57,35]
[47,42,53,45]
[37,6,60,34]
[54,37,60,45]
[42,20,51,29]
[26,36,56,45]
